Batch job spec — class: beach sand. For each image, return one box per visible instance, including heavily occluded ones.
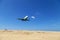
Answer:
[0,30,60,40]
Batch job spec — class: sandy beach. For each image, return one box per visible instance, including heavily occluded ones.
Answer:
[0,30,60,40]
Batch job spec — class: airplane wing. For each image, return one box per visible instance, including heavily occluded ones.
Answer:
[24,16,28,19]
[31,16,35,19]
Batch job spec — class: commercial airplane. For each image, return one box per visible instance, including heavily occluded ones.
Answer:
[18,16,29,21]
[18,16,35,21]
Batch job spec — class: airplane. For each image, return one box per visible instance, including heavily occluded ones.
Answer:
[18,16,29,21]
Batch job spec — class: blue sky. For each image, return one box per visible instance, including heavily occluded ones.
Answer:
[0,0,60,31]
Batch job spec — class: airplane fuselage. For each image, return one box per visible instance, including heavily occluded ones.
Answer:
[18,18,29,21]
[21,18,28,21]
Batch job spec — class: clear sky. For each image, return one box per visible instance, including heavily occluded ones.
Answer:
[0,0,60,31]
